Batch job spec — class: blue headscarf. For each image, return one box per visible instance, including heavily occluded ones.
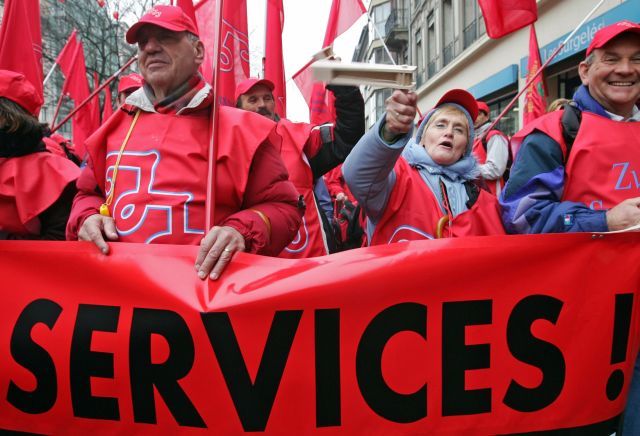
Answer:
[402,103,479,182]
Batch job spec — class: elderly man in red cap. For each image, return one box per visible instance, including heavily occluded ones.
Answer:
[0,70,80,240]
[500,20,640,431]
[472,100,509,196]
[235,77,364,257]
[66,5,302,280]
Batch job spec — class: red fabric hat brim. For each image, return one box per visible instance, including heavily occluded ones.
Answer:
[234,78,275,102]
[587,21,640,56]
[436,89,479,122]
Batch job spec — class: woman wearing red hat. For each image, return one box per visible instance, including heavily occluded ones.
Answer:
[0,70,80,239]
[343,89,504,244]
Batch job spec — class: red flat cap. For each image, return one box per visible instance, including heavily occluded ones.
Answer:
[587,20,640,56]
[117,73,144,94]
[234,78,275,102]
[126,5,199,44]
[436,89,479,122]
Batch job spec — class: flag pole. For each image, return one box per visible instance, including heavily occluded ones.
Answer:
[50,55,137,133]
[43,62,57,87]
[205,0,224,231]
[479,0,606,141]
[51,93,66,126]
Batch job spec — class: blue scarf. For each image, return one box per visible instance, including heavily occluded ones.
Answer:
[402,140,479,182]
[573,85,609,118]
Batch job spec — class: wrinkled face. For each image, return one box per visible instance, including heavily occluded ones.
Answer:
[136,25,204,99]
[579,33,640,117]
[421,109,469,166]
[238,85,276,120]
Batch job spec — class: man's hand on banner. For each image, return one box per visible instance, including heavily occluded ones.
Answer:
[606,197,640,231]
[196,226,245,281]
[78,214,119,254]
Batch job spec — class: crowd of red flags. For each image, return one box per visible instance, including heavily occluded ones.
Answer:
[0,0,550,153]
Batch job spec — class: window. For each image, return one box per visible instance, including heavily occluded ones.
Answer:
[442,0,455,66]
[375,89,392,122]
[489,95,518,136]
[463,0,484,49]
[415,27,424,86]
[426,11,437,77]
[371,2,391,39]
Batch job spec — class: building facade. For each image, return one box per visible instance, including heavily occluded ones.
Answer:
[354,0,639,134]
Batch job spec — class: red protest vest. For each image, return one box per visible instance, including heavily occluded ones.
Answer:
[472,130,506,196]
[276,119,329,258]
[525,111,640,209]
[561,113,640,209]
[86,106,274,244]
[370,158,505,245]
[0,152,80,235]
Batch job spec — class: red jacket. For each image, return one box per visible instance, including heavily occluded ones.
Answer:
[67,97,301,255]
[275,119,329,258]
[1,152,79,236]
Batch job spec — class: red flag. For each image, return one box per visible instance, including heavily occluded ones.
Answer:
[294,0,365,123]
[523,24,547,126]
[55,32,98,158]
[478,0,537,39]
[177,0,198,31]
[25,0,43,80]
[264,0,286,117]
[196,0,249,106]
[323,0,367,47]
[293,60,335,125]
[0,0,44,106]
[102,83,114,122]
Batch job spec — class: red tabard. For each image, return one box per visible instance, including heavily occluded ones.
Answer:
[0,153,79,235]
[370,158,505,245]
[562,113,640,209]
[276,119,329,257]
[85,106,274,244]
[472,130,506,196]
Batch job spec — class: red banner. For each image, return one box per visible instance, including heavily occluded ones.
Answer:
[1,233,640,434]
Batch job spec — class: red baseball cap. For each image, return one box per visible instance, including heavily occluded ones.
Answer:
[476,101,490,116]
[126,5,199,44]
[435,89,478,122]
[0,70,43,116]
[118,73,144,94]
[234,78,275,102]
[586,20,640,56]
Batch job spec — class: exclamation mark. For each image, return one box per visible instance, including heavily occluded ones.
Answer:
[606,293,634,401]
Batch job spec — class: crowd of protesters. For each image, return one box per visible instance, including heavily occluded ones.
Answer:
[1,7,640,429]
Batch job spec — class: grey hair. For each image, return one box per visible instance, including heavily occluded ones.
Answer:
[186,32,200,43]
[584,53,595,65]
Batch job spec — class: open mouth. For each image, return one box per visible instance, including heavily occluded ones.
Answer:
[439,140,453,149]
